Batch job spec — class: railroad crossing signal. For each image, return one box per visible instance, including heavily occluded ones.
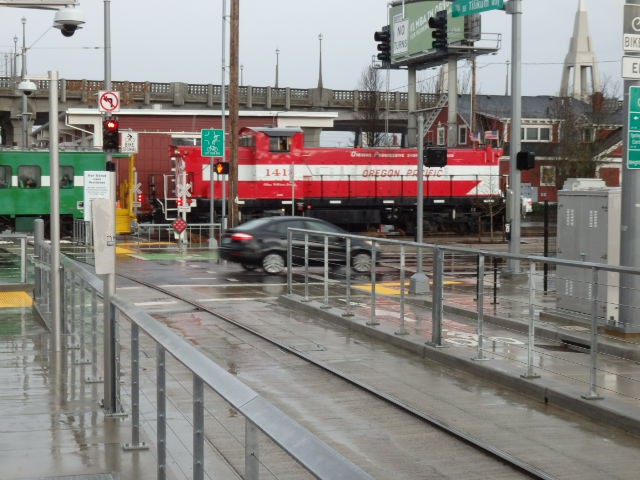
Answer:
[172,218,187,234]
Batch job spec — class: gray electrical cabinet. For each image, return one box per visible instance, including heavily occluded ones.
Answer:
[556,179,620,323]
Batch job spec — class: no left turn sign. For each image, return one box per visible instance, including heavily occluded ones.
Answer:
[98,90,120,112]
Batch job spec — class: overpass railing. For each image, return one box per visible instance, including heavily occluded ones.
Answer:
[0,76,441,112]
[32,221,372,480]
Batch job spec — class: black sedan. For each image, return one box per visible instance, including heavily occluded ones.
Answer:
[219,216,373,275]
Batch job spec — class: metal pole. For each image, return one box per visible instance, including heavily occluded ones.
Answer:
[507,0,522,273]
[582,266,603,400]
[221,0,227,230]
[49,70,62,352]
[20,17,29,149]
[619,0,640,333]
[410,115,428,294]
[103,0,118,414]
[447,54,458,148]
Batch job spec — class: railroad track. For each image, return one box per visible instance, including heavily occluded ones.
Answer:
[114,268,554,480]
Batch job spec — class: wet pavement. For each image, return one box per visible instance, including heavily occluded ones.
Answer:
[2,241,640,479]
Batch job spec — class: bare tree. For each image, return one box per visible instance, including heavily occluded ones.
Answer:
[356,64,387,147]
[550,97,600,188]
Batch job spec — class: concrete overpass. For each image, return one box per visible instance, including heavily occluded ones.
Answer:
[0,76,441,147]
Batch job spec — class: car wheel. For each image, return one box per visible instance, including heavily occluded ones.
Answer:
[241,264,258,271]
[351,251,372,273]
[262,252,285,274]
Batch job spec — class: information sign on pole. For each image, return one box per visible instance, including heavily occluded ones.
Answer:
[623,3,640,52]
[627,86,640,169]
[452,0,503,18]
[201,129,225,157]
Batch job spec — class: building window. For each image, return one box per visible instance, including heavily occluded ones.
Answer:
[582,128,595,143]
[540,165,556,186]
[458,126,468,145]
[436,126,446,146]
[60,166,74,189]
[18,165,41,189]
[0,165,10,188]
[521,126,551,142]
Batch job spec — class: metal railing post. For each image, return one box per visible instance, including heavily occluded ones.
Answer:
[86,290,103,384]
[521,261,540,379]
[287,229,293,295]
[322,235,330,308]
[157,345,167,480]
[193,376,204,480]
[343,237,354,317]
[429,247,444,347]
[473,255,487,361]
[582,266,604,400]
[20,236,27,284]
[303,233,310,302]
[395,245,408,335]
[367,242,379,326]
[122,323,148,451]
[245,420,260,480]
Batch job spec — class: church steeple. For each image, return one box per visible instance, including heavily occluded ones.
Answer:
[560,0,601,101]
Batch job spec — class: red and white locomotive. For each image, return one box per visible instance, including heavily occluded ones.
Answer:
[160,126,504,233]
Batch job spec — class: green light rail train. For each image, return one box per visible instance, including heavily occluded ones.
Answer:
[0,150,106,235]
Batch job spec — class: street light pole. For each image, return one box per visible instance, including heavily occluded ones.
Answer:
[275,48,279,88]
[20,16,30,149]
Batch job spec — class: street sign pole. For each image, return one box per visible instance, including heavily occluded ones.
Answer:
[618,0,640,334]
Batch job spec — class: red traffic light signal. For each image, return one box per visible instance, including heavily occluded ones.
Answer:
[103,117,120,152]
[215,161,230,175]
[374,26,391,64]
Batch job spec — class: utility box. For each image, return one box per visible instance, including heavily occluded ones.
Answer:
[556,179,620,323]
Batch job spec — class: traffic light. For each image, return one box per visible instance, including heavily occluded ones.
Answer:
[374,26,391,64]
[428,10,448,51]
[215,161,230,175]
[102,117,120,152]
[516,151,535,170]
[423,146,448,167]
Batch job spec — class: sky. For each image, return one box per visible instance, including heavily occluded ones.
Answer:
[0,0,625,99]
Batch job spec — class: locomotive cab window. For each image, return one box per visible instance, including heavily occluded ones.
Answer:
[270,136,290,153]
[0,166,10,188]
[60,166,74,189]
[18,166,41,189]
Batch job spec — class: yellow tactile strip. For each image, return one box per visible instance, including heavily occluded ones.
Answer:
[0,291,33,308]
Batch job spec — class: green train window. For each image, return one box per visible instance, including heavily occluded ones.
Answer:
[18,165,41,189]
[60,166,74,189]
[0,166,10,188]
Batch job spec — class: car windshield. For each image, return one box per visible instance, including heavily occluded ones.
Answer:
[235,217,277,230]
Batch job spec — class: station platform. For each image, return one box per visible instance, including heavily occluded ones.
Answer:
[1,243,640,479]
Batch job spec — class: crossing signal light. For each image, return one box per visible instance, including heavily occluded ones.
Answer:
[374,26,391,64]
[516,151,535,170]
[137,193,143,203]
[102,117,120,152]
[176,197,183,207]
[423,146,448,167]
[429,10,448,51]
[215,161,230,175]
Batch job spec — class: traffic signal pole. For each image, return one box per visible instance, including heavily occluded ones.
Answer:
[506,0,522,274]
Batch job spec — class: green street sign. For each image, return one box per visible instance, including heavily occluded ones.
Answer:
[628,86,640,168]
[201,129,225,157]
[452,0,504,17]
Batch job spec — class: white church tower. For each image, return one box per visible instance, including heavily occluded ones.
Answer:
[560,0,601,101]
